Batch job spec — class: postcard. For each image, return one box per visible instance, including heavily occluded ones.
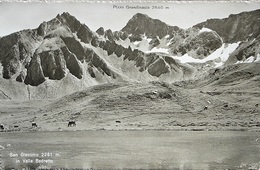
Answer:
[0,0,260,169]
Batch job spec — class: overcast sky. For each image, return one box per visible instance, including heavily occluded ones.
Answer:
[0,1,259,37]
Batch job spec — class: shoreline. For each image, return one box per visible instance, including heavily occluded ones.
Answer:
[1,127,260,133]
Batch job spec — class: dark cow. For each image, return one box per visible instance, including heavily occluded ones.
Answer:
[68,121,76,127]
[256,104,259,108]
[115,120,121,123]
[32,122,37,127]
[204,106,208,110]
[13,125,20,131]
[0,124,4,131]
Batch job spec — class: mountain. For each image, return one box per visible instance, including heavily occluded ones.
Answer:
[0,10,259,99]
[120,13,223,59]
[121,13,181,39]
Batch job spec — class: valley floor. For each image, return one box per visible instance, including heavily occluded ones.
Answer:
[0,80,259,132]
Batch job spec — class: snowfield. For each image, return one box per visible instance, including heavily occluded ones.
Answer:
[171,42,241,68]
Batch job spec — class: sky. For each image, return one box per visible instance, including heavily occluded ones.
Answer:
[0,1,259,37]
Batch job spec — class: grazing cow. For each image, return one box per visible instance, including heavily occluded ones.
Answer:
[32,122,37,127]
[224,103,229,108]
[204,106,208,110]
[0,124,4,131]
[68,121,76,127]
[115,120,121,123]
[256,104,259,107]
[13,125,20,131]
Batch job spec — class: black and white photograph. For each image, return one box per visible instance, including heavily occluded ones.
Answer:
[0,1,260,169]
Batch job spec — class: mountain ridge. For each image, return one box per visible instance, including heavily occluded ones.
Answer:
[194,9,260,43]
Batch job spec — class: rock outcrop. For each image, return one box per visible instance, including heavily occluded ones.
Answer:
[24,54,46,86]
[96,27,105,35]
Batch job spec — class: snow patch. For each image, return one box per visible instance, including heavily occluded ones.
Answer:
[199,28,213,33]
[256,54,260,62]
[172,54,204,64]
[146,38,152,43]
[141,34,152,43]
[0,63,3,76]
[236,54,260,64]
[245,56,255,63]
[211,42,240,67]
[133,41,140,45]
[127,34,153,52]
[147,47,169,54]
[115,38,132,49]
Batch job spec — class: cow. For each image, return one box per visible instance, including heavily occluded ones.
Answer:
[204,106,208,110]
[13,125,20,131]
[32,122,37,127]
[68,121,76,127]
[0,124,4,131]
[115,120,121,123]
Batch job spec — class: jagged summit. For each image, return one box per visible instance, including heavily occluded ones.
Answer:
[96,27,105,35]
[57,12,74,19]
[56,12,87,33]
[55,12,81,24]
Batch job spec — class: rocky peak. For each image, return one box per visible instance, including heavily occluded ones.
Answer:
[52,12,94,44]
[36,21,47,36]
[104,29,114,41]
[96,27,105,35]
[37,12,89,38]
[56,12,82,33]
[121,13,181,38]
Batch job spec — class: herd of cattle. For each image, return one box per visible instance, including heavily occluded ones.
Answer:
[1,103,258,132]
[0,121,77,132]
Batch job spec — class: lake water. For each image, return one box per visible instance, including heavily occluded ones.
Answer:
[0,131,260,170]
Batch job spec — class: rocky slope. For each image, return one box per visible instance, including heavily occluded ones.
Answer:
[194,9,260,43]
[0,10,259,99]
